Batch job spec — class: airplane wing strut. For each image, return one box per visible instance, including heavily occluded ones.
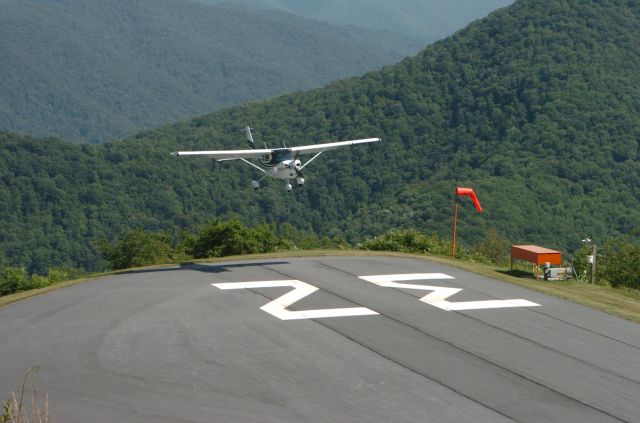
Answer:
[299,151,323,170]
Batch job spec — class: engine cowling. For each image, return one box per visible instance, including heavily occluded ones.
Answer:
[296,177,305,186]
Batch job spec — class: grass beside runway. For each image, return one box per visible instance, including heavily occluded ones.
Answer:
[1,250,639,323]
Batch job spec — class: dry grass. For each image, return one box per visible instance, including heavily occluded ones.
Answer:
[2,368,51,423]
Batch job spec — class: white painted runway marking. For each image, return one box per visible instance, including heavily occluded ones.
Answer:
[212,280,378,320]
[359,273,540,311]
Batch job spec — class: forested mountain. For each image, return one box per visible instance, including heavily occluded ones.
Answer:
[1,0,639,274]
[199,0,516,43]
[0,0,420,144]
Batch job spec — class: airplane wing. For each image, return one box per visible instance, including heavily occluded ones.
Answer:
[289,138,381,155]
[170,148,272,159]
[171,137,380,158]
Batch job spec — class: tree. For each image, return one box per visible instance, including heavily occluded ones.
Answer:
[598,237,640,290]
[190,219,286,258]
[96,229,173,270]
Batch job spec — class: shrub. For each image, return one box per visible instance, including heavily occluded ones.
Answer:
[598,237,640,289]
[17,275,50,291]
[360,229,450,255]
[0,267,29,296]
[96,229,174,270]
[46,268,70,284]
[191,219,286,258]
[472,228,508,265]
[0,268,71,297]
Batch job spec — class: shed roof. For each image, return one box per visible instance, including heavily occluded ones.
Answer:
[512,245,561,254]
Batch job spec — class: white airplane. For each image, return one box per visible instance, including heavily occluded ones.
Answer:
[171,126,381,191]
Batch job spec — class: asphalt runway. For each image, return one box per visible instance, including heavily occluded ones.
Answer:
[1,256,639,422]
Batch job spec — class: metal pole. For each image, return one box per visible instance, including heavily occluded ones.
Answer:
[452,199,458,259]
[591,243,596,284]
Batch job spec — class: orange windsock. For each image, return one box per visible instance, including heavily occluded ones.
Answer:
[455,187,483,212]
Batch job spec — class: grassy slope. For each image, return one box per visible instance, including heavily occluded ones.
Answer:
[1,251,638,324]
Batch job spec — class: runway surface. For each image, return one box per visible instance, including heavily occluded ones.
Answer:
[1,256,639,422]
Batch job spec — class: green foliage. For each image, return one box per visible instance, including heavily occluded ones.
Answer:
[598,238,640,289]
[18,275,50,292]
[0,0,419,143]
[472,228,509,265]
[95,220,289,268]
[0,267,29,296]
[277,223,348,250]
[359,228,497,264]
[571,236,640,289]
[0,267,70,297]
[46,268,72,284]
[191,219,285,258]
[360,229,451,255]
[2,0,640,279]
[571,244,592,281]
[96,229,174,270]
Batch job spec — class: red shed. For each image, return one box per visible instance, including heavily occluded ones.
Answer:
[511,245,562,278]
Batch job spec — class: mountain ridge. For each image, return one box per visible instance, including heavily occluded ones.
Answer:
[1,0,639,274]
[197,0,516,43]
[0,0,421,143]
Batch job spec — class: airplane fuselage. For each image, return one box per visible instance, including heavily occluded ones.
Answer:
[259,149,302,180]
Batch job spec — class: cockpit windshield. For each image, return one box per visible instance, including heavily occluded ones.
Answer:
[270,148,293,162]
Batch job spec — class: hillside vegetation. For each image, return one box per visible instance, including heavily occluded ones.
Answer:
[0,0,420,143]
[1,0,639,277]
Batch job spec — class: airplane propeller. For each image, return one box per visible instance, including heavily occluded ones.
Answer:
[290,159,305,186]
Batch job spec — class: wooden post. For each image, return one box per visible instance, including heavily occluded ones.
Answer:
[591,243,597,284]
[452,198,458,259]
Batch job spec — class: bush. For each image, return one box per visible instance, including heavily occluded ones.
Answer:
[571,244,592,282]
[0,268,54,296]
[46,268,67,284]
[472,228,508,265]
[0,267,29,296]
[360,229,451,255]
[18,275,50,291]
[572,237,640,289]
[598,237,640,289]
[96,229,174,270]
[190,219,286,258]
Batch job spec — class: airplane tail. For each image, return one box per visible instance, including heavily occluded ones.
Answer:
[245,126,255,149]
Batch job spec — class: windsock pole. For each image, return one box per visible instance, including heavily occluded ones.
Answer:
[452,187,483,259]
[452,195,459,258]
